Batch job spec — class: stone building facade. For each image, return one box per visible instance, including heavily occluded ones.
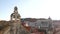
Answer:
[21,18,53,34]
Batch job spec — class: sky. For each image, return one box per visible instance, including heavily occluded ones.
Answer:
[0,0,60,20]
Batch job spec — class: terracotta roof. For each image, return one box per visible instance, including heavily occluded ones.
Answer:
[23,18,37,22]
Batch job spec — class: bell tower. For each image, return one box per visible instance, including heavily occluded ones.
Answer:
[10,6,30,34]
[10,6,21,34]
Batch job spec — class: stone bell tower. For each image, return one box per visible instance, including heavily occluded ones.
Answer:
[10,6,21,34]
[10,6,29,34]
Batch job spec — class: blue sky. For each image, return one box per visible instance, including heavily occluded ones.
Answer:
[0,0,60,20]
